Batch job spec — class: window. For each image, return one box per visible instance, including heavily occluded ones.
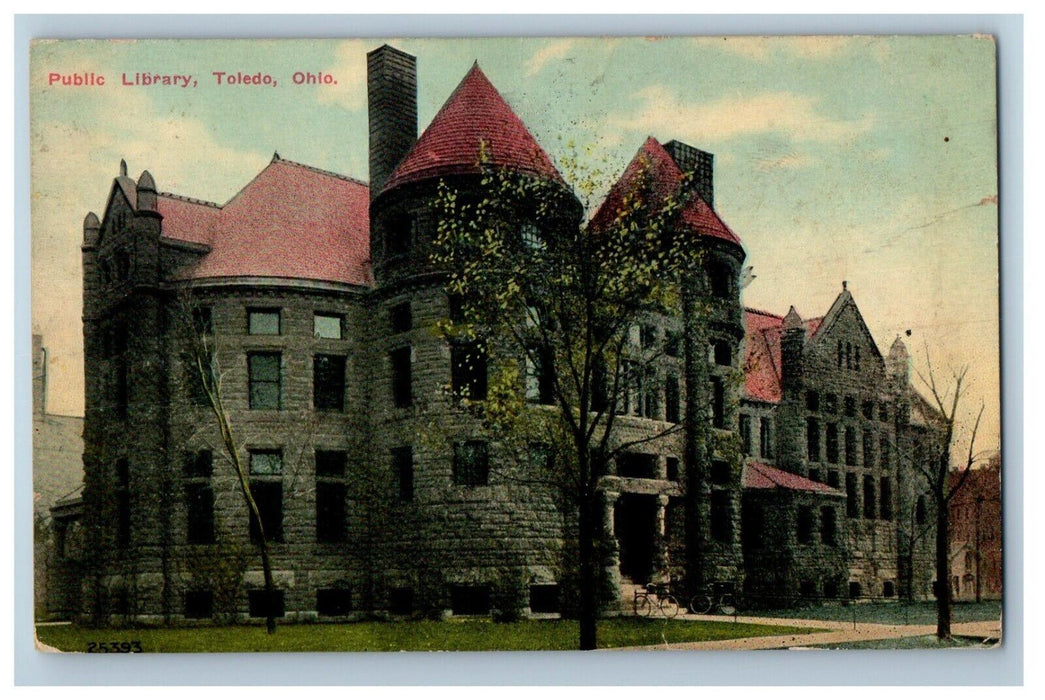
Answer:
[863,475,876,520]
[708,261,732,298]
[759,417,772,458]
[826,424,839,463]
[862,400,875,420]
[710,460,731,485]
[642,367,658,419]
[641,325,657,349]
[863,431,875,468]
[824,581,840,600]
[390,346,412,408]
[797,506,815,544]
[520,222,544,251]
[664,374,680,423]
[451,342,488,400]
[820,507,837,546]
[389,587,414,615]
[849,582,862,599]
[879,435,891,469]
[316,451,347,544]
[386,212,415,257]
[664,330,681,357]
[525,346,555,405]
[807,417,820,461]
[248,590,285,619]
[883,581,895,598]
[393,446,413,501]
[855,346,861,371]
[824,393,838,414]
[185,482,214,545]
[390,302,412,334]
[529,442,553,472]
[666,457,680,482]
[317,588,353,616]
[846,473,859,518]
[844,396,856,417]
[806,391,820,412]
[837,340,844,369]
[183,450,213,478]
[846,342,852,370]
[845,427,857,466]
[248,309,280,335]
[184,591,213,619]
[313,354,346,411]
[529,584,560,614]
[450,585,491,615]
[880,404,890,423]
[186,348,214,406]
[618,453,657,479]
[248,352,281,409]
[249,450,283,543]
[879,477,893,519]
[447,294,465,324]
[453,441,489,486]
[116,458,130,548]
[711,378,725,429]
[916,495,927,525]
[742,502,764,549]
[713,340,732,366]
[710,491,732,542]
[591,357,608,413]
[314,312,343,339]
[739,414,753,455]
[827,470,840,488]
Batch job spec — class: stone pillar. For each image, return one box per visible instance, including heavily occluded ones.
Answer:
[653,494,670,575]
[600,490,621,609]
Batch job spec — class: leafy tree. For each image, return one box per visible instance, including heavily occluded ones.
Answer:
[429,145,711,650]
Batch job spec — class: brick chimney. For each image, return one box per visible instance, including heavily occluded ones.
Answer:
[368,45,417,200]
[664,139,714,208]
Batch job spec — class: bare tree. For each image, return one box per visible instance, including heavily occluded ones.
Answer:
[914,355,986,639]
[177,296,279,634]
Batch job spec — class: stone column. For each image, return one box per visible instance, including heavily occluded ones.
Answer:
[653,494,670,576]
[600,490,621,610]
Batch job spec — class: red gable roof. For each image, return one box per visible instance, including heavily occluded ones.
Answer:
[743,308,822,404]
[743,462,842,495]
[590,137,741,246]
[382,63,564,195]
[166,157,372,287]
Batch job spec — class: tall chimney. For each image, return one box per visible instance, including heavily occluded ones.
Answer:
[368,45,417,200]
[32,333,46,415]
[664,139,714,209]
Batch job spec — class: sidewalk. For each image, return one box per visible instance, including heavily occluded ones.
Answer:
[615,613,1002,651]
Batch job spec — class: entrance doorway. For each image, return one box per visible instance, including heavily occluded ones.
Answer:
[615,493,657,584]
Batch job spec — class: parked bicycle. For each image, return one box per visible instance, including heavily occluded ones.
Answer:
[633,582,682,619]
[687,584,737,615]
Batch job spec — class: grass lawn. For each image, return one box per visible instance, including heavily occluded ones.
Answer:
[751,600,1002,627]
[36,617,819,653]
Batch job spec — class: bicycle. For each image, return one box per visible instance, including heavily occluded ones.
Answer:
[688,588,737,615]
[633,582,681,619]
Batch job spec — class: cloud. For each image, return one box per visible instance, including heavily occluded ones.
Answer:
[314,40,370,111]
[608,85,874,146]
[715,36,857,61]
[524,39,576,76]
[754,152,814,172]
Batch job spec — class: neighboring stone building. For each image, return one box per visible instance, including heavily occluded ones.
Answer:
[948,453,1002,601]
[68,44,942,625]
[31,334,85,620]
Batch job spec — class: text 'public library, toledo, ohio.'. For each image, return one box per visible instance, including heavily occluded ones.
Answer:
[48,45,942,624]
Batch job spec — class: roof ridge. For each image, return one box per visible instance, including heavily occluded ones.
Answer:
[274,157,369,188]
[745,306,784,319]
[158,191,222,208]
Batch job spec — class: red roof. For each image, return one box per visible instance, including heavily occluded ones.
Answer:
[590,137,741,246]
[743,462,842,495]
[164,157,372,287]
[382,63,564,195]
[743,308,822,403]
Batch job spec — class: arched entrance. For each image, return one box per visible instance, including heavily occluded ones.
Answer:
[614,493,657,584]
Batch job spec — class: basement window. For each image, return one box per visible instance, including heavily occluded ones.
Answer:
[529,584,560,614]
[450,585,491,616]
[317,588,353,616]
[248,590,285,619]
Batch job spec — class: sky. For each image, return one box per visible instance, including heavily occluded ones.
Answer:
[29,36,1000,455]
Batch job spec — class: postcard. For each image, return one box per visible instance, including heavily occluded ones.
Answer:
[30,36,1001,654]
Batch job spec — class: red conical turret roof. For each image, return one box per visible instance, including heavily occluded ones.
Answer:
[590,137,741,247]
[381,63,564,195]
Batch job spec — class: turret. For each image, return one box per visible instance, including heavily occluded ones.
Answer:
[888,335,910,387]
[83,212,101,248]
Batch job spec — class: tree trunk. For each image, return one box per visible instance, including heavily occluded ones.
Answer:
[935,490,951,639]
[577,490,598,650]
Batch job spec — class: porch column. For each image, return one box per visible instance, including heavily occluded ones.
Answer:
[600,490,621,610]
[653,494,670,576]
